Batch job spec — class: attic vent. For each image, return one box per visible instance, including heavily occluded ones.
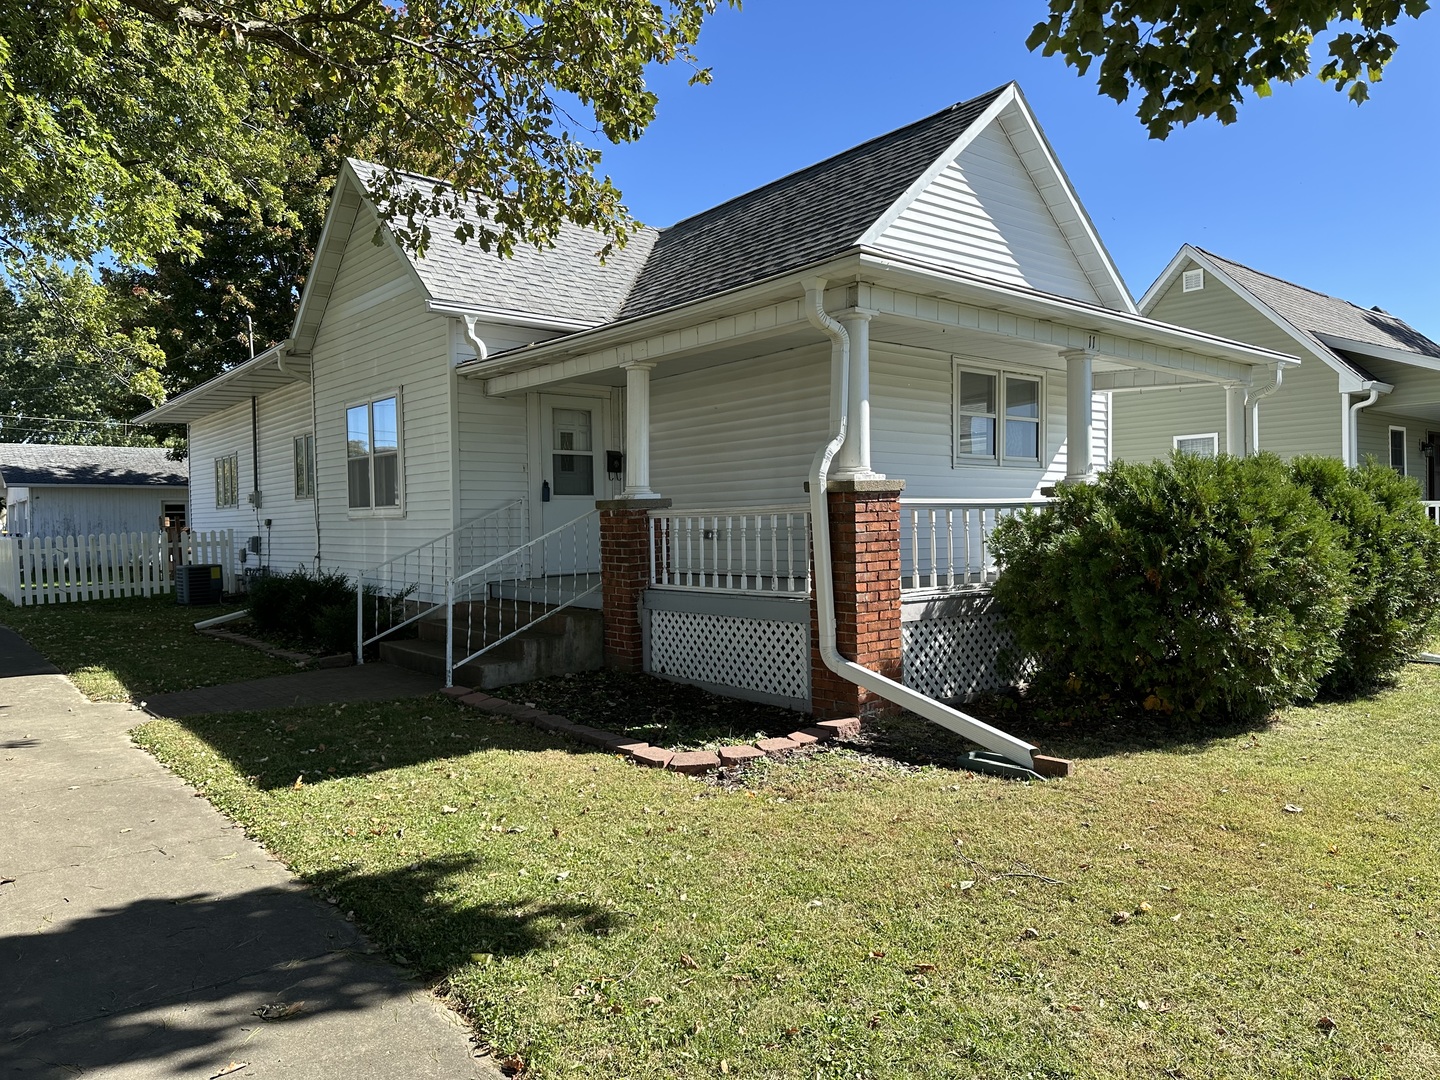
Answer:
[1182,268,1205,293]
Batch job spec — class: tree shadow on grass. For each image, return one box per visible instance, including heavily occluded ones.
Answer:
[0,854,615,1077]
[162,694,601,790]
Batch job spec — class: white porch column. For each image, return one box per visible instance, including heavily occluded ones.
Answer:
[832,311,882,480]
[1225,385,1247,457]
[1060,347,1096,483]
[621,360,658,498]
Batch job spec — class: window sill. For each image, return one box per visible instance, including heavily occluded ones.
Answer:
[952,458,1042,469]
[347,507,405,520]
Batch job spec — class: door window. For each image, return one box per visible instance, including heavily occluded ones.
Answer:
[551,408,595,496]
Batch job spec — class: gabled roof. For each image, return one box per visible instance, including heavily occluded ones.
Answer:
[619,87,1009,319]
[1141,245,1440,389]
[346,161,659,326]
[0,445,188,489]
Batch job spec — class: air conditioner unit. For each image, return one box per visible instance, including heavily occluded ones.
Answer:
[175,564,224,606]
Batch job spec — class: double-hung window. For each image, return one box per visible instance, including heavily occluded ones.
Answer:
[214,454,239,508]
[1173,432,1219,458]
[294,433,316,499]
[347,394,401,512]
[954,363,1043,466]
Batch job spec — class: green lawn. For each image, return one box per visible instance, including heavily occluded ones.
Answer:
[1,594,298,701]
[133,666,1440,1079]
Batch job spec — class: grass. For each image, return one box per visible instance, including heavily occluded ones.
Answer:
[0,594,298,701]
[133,665,1440,1079]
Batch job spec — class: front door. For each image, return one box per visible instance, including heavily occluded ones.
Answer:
[537,396,604,572]
[1429,431,1440,501]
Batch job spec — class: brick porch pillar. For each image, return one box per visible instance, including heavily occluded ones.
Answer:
[598,497,670,671]
[810,478,905,719]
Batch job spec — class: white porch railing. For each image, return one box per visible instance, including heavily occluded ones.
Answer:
[899,499,1051,593]
[357,500,526,657]
[649,505,811,597]
[446,511,601,684]
[0,529,235,606]
[1425,501,1440,526]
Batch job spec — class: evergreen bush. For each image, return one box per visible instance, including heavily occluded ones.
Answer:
[1289,456,1440,695]
[990,453,1349,723]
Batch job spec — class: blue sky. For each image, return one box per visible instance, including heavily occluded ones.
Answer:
[597,3,1440,338]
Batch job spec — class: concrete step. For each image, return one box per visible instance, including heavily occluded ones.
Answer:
[381,605,603,689]
[418,601,571,643]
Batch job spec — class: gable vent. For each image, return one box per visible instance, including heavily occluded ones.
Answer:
[1182,268,1205,293]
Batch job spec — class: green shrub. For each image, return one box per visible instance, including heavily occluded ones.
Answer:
[1289,456,1440,695]
[246,566,369,654]
[990,453,1349,723]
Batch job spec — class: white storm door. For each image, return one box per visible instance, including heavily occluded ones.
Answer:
[538,397,604,572]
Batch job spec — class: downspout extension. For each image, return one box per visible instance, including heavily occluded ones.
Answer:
[802,279,1043,775]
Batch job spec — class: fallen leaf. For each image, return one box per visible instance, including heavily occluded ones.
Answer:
[720,1060,730,1074]
[1316,1015,1337,1033]
[1112,911,1133,925]
[1136,999,1150,1010]
[291,775,304,789]
[209,1063,249,1079]
[867,950,886,960]
[441,805,459,814]
[0,877,15,887]
[1283,804,1303,814]
[1138,901,1153,913]
[497,1054,525,1076]
[1020,927,1040,940]
[907,962,937,974]
[679,952,699,969]
[958,880,976,891]
[641,996,663,1008]
[252,1001,305,1021]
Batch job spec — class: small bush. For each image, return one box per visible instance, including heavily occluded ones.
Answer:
[246,566,368,654]
[990,453,1349,723]
[1289,456,1440,695]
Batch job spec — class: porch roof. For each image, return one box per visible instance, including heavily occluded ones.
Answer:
[133,345,312,425]
[459,249,1299,396]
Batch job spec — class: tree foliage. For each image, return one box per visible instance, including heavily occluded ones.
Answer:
[1028,1,1431,137]
[2,0,736,276]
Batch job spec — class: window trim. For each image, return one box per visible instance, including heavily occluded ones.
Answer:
[294,432,316,500]
[952,358,1045,468]
[346,390,404,517]
[1173,432,1219,458]
[1390,425,1408,475]
[214,453,239,509]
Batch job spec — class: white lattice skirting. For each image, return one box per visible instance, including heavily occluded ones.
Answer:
[649,608,810,708]
[902,594,1031,701]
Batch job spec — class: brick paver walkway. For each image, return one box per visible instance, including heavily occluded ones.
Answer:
[143,662,442,718]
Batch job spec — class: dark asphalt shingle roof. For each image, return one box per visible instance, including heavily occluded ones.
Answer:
[1199,249,1440,363]
[347,161,658,326]
[619,87,1007,319]
[0,445,189,488]
[352,85,1008,329]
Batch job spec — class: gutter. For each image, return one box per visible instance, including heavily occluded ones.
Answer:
[800,278,1043,774]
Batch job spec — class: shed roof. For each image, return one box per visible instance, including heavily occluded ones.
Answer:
[0,445,189,489]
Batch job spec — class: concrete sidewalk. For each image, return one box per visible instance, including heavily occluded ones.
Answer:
[0,626,496,1079]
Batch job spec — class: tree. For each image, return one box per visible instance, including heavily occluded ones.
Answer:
[1028,1,1431,138]
[0,270,169,445]
[1,0,736,278]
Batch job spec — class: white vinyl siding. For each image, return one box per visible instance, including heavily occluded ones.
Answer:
[649,346,830,508]
[5,485,189,539]
[309,205,453,576]
[875,124,1102,304]
[187,379,320,577]
[871,345,1068,500]
[1356,410,1425,482]
[453,320,547,522]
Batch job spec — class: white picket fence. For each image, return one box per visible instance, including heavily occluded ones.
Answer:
[0,530,235,606]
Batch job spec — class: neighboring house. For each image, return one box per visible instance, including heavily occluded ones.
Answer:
[136,83,1295,768]
[0,444,189,538]
[1113,245,1440,494]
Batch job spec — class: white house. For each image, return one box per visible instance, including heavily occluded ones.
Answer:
[137,83,1297,772]
[1113,245,1440,496]
[0,444,189,538]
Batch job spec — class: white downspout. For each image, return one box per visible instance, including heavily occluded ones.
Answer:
[1340,392,1352,466]
[1348,389,1381,466]
[1244,364,1283,454]
[802,278,1039,771]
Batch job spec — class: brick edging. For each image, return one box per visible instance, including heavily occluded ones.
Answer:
[439,684,861,778]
